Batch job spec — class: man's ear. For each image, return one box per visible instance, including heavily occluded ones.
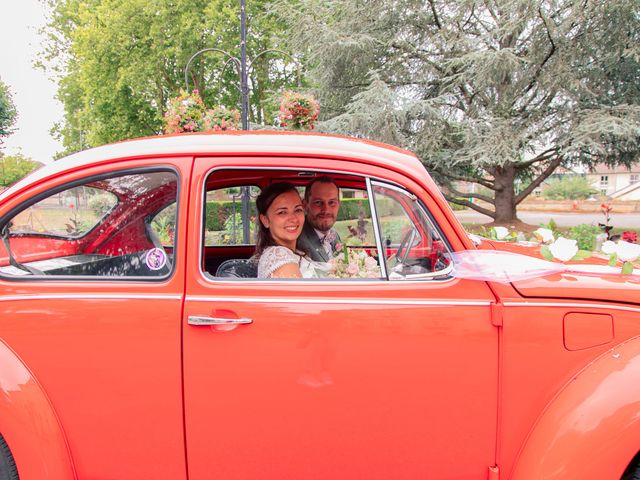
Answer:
[259,214,269,228]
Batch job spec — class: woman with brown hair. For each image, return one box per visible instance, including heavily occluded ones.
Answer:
[254,182,317,279]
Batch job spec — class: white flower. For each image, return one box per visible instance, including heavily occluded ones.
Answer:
[616,241,640,262]
[364,256,378,270]
[601,240,618,255]
[493,226,509,240]
[533,228,554,244]
[548,237,578,262]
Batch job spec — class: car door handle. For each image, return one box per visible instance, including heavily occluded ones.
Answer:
[188,315,253,326]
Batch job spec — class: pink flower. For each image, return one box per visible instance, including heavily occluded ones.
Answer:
[364,256,378,270]
[346,263,359,276]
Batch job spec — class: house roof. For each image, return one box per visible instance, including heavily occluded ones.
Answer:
[589,162,640,175]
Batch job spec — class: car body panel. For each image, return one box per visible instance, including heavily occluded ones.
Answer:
[511,335,640,480]
[0,157,191,479]
[0,339,75,479]
[0,133,637,479]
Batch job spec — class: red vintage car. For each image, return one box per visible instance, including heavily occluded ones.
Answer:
[0,132,638,480]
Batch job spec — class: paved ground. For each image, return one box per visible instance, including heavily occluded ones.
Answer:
[454,210,640,228]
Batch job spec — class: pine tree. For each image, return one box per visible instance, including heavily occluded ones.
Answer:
[278,0,640,223]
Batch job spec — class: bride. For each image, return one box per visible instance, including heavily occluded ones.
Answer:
[254,182,319,279]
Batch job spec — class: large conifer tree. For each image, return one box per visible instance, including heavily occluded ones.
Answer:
[278,0,640,223]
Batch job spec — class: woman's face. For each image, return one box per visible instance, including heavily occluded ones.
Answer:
[260,190,305,250]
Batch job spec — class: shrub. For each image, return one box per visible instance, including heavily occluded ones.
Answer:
[568,224,602,250]
[337,199,371,221]
[542,176,596,200]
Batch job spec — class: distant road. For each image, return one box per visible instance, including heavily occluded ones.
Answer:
[454,210,640,228]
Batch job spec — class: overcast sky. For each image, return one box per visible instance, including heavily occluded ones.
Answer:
[1,0,64,164]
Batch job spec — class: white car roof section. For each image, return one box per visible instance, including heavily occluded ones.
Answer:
[1,132,427,201]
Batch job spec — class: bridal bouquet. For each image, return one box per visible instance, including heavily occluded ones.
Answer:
[325,243,381,279]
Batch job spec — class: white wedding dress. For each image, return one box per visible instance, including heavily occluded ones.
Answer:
[257,246,319,279]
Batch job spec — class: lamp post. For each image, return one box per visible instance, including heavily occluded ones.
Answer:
[183,1,299,242]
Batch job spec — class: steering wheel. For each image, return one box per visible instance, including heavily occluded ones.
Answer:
[394,227,419,265]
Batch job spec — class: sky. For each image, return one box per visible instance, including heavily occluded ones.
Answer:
[0,0,64,164]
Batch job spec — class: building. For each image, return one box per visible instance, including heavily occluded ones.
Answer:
[587,163,640,200]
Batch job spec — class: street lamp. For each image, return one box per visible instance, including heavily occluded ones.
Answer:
[183,0,299,242]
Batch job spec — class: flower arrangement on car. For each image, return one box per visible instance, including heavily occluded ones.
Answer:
[163,90,240,134]
[278,91,320,130]
[322,242,381,278]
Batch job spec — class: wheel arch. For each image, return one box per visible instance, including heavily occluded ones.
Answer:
[0,339,75,479]
[511,336,640,480]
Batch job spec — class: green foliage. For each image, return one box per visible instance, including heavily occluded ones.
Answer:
[0,153,40,187]
[276,0,640,223]
[568,224,602,250]
[336,198,371,221]
[43,0,302,155]
[0,79,17,142]
[542,176,597,200]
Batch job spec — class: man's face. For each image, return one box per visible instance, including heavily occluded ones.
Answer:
[305,182,340,233]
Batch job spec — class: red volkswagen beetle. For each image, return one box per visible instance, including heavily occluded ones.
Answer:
[0,132,638,480]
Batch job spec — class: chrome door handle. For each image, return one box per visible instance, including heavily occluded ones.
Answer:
[188,315,253,326]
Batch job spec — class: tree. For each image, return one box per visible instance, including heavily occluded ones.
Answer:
[0,78,18,145]
[277,0,640,223]
[42,0,301,156]
[0,153,40,187]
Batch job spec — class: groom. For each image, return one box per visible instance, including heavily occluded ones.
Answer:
[298,176,342,262]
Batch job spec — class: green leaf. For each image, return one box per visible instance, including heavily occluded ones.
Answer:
[571,250,592,261]
[621,262,634,275]
[540,245,554,261]
[608,253,618,267]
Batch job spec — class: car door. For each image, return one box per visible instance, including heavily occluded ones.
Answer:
[0,159,189,479]
[183,157,499,480]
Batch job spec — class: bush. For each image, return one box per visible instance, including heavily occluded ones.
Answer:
[542,176,596,200]
[337,198,371,221]
[568,224,602,250]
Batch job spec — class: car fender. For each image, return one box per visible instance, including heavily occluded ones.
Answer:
[511,336,640,480]
[0,339,75,479]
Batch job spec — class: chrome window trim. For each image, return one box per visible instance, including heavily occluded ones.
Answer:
[366,176,387,279]
[200,165,401,283]
[0,167,181,282]
[369,179,453,281]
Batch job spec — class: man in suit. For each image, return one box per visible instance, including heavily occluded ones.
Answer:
[298,176,341,262]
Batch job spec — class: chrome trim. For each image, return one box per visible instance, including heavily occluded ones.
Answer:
[188,315,253,326]
[185,295,491,307]
[198,166,405,282]
[0,293,182,302]
[503,301,640,314]
[366,177,387,279]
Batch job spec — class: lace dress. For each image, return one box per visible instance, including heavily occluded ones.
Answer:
[257,246,318,279]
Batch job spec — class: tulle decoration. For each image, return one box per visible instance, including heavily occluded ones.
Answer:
[450,250,639,283]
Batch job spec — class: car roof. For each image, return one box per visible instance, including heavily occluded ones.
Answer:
[1,132,428,201]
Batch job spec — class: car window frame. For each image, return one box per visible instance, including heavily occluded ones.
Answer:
[0,165,181,282]
[201,166,454,284]
[369,179,454,281]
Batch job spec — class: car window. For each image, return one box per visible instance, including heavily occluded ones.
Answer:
[371,182,452,279]
[204,169,385,280]
[0,170,178,279]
